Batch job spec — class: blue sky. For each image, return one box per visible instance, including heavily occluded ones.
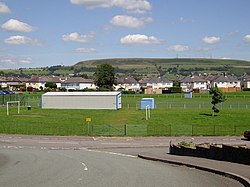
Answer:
[0,0,250,69]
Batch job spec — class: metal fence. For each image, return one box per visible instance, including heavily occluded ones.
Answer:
[90,124,248,136]
[134,101,250,110]
[0,122,248,137]
[0,94,40,107]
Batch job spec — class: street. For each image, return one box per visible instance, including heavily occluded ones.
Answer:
[0,135,247,187]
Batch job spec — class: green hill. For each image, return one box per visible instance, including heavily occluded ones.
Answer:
[1,58,250,77]
[73,58,250,77]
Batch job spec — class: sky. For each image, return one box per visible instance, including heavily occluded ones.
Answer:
[0,0,250,69]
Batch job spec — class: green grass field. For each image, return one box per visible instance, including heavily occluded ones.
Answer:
[1,92,250,136]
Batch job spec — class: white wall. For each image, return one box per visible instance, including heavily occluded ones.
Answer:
[42,92,121,110]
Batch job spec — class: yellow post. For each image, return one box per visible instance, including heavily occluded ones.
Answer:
[85,118,91,135]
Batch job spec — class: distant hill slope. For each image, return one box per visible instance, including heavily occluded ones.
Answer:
[1,58,250,77]
[75,58,250,66]
[74,58,250,77]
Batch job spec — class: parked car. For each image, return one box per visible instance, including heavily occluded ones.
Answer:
[0,91,6,95]
[244,130,250,139]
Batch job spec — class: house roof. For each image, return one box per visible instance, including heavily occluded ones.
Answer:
[0,77,7,82]
[28,76,52,83]
[181,75,206,83]
[243,76,250,81]
[212,74,239,82]
[63,77,94,83]
[49,76,62,83]
[139,76,172,84]
[139,77,150,84]
[27,76,63,83]
[204,74,215,81]
[241,74,250,81]
[117,76,138,84]
[6,77,22,82]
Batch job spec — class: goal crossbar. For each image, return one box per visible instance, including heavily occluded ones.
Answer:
[7,101,20,116]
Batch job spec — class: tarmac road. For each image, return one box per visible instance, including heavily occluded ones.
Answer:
[0,147,243,187]
[0,135,247,186]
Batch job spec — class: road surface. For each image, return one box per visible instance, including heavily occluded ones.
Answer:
[0,135,246,187]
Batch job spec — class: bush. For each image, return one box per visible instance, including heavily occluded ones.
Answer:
[243,88,250,91]
[97,87,113,91]
[122,90,136,94]
[170,86,182,93]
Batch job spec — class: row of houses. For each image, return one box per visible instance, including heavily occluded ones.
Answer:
[0,76,96,91]
[116,73,249,93]
[1,73,250,93]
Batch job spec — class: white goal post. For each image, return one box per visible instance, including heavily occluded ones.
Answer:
[7,101,20,116]
[145,105,151,120]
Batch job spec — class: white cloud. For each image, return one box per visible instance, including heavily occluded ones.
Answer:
[62,32,94,43]
[195,47,211,52]
[19,57,32,64]
[1,57,15,65]
[70,0,112,8]
[110,15,152,28]
[179,17,194,24]
[4,35,40,45]
[70,0,151,13]
[1,19,36,32]
[202,36,221,44]
[243,35,250,43]
[168,45,189,52]
[75,48,96,53]
[0,2,11,13]
[120,34,161,45]
[115,0,151,13]
[1,56,32,67]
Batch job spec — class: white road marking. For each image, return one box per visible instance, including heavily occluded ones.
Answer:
[101,142,139,145]
[0,139,17,143]
[52,151,89,172]
[87,149,137,158]
[81,162,88,171]
[39,141,79,144]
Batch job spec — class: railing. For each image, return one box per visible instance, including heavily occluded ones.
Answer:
[0,120,248,136]
[90,124,247,137]
[133,101,250,110]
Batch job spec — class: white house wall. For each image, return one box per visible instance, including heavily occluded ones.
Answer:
[79,83,96,89]
[148,82,173,89]
[56,83,61,88]
[62,83,95,90]
[213,81,240,88]
[115,83,140,91]
[193,82,207,90]
[244,81,250,88]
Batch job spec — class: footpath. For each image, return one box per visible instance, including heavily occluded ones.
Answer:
[138,148,250,187]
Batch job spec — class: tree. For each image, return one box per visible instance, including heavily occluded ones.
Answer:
[45,82,57,89]
[94,64,116,90]
[209,86,226,116]
[0,71,4,76]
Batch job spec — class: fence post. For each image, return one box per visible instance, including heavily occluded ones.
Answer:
[124,124,127,136]
[147,125,149,136]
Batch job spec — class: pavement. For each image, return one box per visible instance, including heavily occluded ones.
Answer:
[138,148,250,187]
